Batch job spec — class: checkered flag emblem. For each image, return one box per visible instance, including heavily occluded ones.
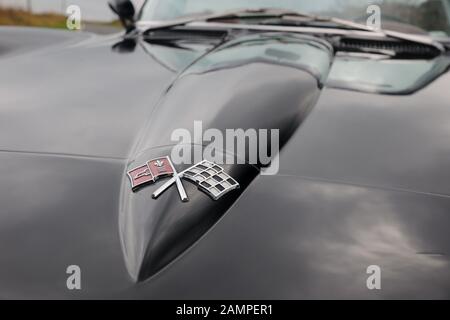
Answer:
[182,160,240,200]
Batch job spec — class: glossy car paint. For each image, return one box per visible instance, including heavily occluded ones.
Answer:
[0,25,450,299]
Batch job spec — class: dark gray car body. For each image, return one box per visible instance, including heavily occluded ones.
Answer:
[1,25,450,299]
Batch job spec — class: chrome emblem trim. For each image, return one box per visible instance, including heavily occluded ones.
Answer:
[127,157,239,202]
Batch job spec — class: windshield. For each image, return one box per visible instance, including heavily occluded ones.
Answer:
[140,0,450,37]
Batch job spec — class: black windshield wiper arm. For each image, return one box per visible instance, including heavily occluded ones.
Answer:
[141,7,445,52]
[142,7,318,33]
[278,14,445,52]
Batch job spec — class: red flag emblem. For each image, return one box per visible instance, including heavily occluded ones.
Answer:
[127,164,154,191]
[147,156,175,180]
[127,156,175,191]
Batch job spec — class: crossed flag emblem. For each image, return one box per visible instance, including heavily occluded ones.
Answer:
[127,156,239,202]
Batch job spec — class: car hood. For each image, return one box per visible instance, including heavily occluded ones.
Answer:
[0,27,203,158]
[1,27,450,299]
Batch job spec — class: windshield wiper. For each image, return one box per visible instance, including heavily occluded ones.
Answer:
[142,8,313,32]
[278,14,445,52]
[141,7,445,53]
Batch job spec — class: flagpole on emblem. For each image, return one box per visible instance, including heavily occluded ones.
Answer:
[168,158,188,202]
[150,158,188,202]
[152,175,185,201]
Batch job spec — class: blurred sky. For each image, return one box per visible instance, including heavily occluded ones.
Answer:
[0,0,146,21]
